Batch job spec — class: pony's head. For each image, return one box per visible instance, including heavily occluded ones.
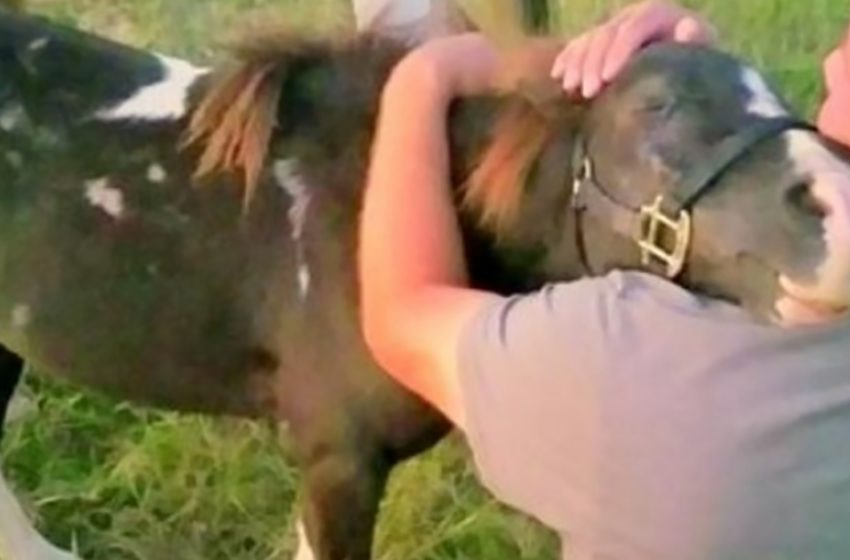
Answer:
[468,43,850,324]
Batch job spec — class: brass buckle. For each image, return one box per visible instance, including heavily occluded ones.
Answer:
[637,195,692,278]
[571,157,592,208]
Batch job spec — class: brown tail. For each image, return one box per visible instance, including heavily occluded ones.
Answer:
[183,58,282,210]
[184,3,553,214]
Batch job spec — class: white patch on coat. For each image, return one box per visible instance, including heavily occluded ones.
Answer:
[84,178,125,218]
[26,37,49,53]
[146,163,167,183]
[11,304,31,328]
[740,67,788,118]
[776,130,850,316]
[0,104,25,132]
[296,265,310,297]
[294,520,316,560]
[0,471,80,560]
[5,150,22,169]
[274,159,312,299]
[94,54,208,121]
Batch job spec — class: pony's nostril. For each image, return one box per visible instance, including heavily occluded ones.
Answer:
[786,181,830,219]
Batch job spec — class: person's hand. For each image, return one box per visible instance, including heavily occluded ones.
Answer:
[551,0,715,98]
[818,31,850,148]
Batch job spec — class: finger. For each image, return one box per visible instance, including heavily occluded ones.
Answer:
[553,9,628,81]
[581,23,620,97]
[601,19,648,82]
[561,34,592,94]
[673,16,714,44]
[550,42,571,79]
[602,4,682,82]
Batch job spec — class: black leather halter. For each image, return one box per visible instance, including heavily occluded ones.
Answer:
[570,117,818,279]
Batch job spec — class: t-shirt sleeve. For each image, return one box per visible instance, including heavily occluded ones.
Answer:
[457,278,612,529]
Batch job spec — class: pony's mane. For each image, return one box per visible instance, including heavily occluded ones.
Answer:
[185,23,568,230]
[463,98,553,232]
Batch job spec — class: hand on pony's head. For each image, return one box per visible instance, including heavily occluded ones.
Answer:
[550,0,715,98]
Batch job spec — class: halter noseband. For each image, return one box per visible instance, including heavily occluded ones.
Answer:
[570,117,818,279]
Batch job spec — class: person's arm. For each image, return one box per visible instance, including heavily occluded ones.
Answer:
[358,35,504,429]
[358,34,626,526]
[551,0,715,98]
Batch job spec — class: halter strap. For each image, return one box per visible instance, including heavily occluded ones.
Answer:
[671,117,817,213]
[570,117,818,278]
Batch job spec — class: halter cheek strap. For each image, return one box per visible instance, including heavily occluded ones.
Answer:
[570,117,818,279]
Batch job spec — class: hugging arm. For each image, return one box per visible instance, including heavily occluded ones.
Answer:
[356,37,614,503]
[356,3,714,429]
[358,35,505,430]
[551,0,715,98]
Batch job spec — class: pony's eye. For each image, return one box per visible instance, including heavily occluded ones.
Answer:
[639,96,676,117]
[786,181,828,219]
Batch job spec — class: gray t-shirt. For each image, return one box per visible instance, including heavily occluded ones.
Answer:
[459,270,850,560]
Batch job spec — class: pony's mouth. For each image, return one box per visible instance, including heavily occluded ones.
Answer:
[776,277,850,326]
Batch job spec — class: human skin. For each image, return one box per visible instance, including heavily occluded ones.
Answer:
[550,0,850,147]
[358,35,504,428]
[819,34,850,148]
[550,0,715,97]
[551,0,850,325]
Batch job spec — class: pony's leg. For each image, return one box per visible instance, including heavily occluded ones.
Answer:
[0,346,23,441]
[352,0,469,44]
[0,346,79,560]
[0,472,80,560]
[294,450,389,560]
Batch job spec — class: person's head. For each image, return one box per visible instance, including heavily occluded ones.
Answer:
[818,32,850,148]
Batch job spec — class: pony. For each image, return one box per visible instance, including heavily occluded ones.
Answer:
[2,3,850,559]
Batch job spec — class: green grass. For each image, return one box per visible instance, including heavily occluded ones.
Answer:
[3,1,850,559]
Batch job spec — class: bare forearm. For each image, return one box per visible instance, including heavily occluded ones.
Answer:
[358,39,503,426]
[360,57,468,295]
[359,52,493,425]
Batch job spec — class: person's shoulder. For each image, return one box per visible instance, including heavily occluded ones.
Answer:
[544,270,750,323]
[541,270,687,306]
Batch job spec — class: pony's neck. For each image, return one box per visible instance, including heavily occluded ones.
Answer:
[448,95,586,293]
